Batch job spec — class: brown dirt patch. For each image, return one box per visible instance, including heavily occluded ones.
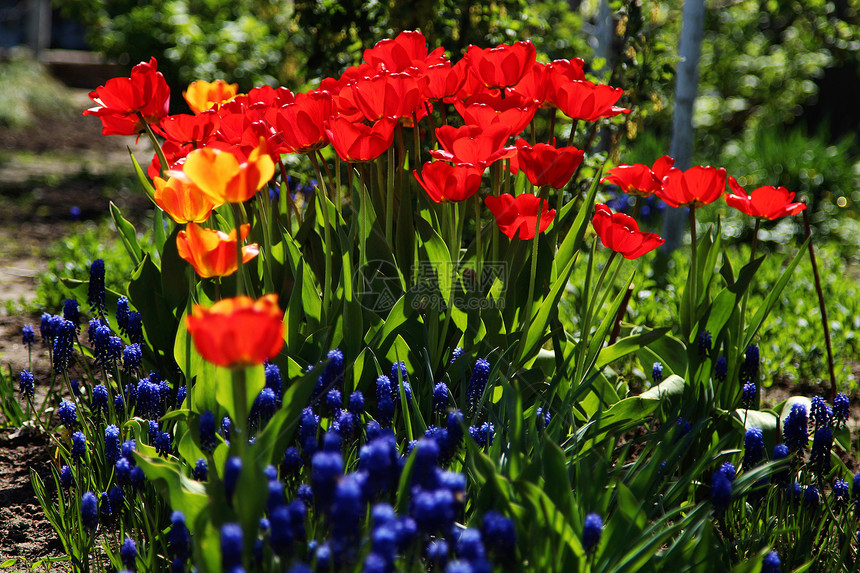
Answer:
[0,427,68,570]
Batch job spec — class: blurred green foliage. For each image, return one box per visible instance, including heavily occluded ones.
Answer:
[35,220,147,313]
[565,237,860,392]
[0,52,75,128]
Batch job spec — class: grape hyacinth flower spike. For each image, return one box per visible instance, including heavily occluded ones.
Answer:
[88,258,107,317]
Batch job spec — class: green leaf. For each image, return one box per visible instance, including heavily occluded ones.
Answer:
[555,164,602,274]
[639,374,686,416]
[520,255,577,362]
[415,217,453,311]
[129,149,156,201]
[743,237,811,350]
[636,331,687,377]
[215,364,265,425]
[541,439,574,523]
[1,559,18,568]
[110,202,143,266]
[597,327,670,369]
[160,224,190,310]
[128,254,178,353]
[174,307,201,383]
[252,365,318,466]
[133,447,208,525]
[731,408,779,453]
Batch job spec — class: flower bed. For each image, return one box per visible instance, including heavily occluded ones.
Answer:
[3,29,855,572]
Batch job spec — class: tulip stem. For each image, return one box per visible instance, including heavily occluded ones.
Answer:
[277,159,296,232]
[516,188,548,363]
[688,206,698,334]
[232,367,249,458]
[474,194,483,293]
[386,146,395,245]
[231,204,246,297]
[738,217,760,341]
[309,154,332,329]
[574,249,619,387]
[137,112,169,179]
[548,109,557,144]
[803,209,837,399]
[491,163,501,265]
[255,192,276,294]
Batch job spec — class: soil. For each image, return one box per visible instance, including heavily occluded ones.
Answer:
[0,86,151,571]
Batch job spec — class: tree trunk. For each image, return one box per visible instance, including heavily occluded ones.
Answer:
[661,0,706,252]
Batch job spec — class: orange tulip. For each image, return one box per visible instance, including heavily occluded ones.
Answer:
[176,223,259,279]
[154,174,221,224]
[182,141,275,204]
[183,79,239,114]
[186,294,284,368]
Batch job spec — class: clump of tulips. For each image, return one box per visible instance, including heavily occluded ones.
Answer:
[15,27,831,573]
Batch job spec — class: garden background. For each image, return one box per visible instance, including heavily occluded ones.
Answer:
[0,0,858,570]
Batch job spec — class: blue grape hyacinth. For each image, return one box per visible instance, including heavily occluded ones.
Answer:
[582,513,603,553]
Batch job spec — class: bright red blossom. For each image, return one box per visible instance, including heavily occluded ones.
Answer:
[657,166,727,209]
[506,62,549,106]
[592,203,665,259]
[515,138,584,189]
[725,177,806,220]
[430,123,515,168]
[413,161,484,203]
[351,73,426,121]
[550,79,629,122]
[83,57,170,136]
[453,92,538,135]
[324,116,397,162]
[464,41,537,89]
[362,30,447,74]
[601,156,675,197]
[274,91,334,154]
[423,61,467,101]
[485,193,556,240]
[186,294,284,368]
[176,223,259,279]
[156,110,220,147]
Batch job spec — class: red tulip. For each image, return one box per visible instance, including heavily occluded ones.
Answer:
[83,57,170,136]
[423,61,467,101]
[657,166,727,209]
[186,294,284,368]
[181,140,276,204]
[156,110,220,147]
[154,174,220,224]
[147,139,192,179]
[515,138,584,189]
[176,223,259,279]
[274,91,334,154]
[413,161,484,203]
[363,30,447,73]
[601,156,675,198]
[453,92,538,136]
[454,62,500,102]
[324,116,397,162]
[351,72,425,121]
[546,58,586,88]
[506,62,549,106]
[485,193,555,240]
[725,177,806,220]
[464,41,537,89]
[592,203,665,259]
[430,123,516,169]
[550,79,629,122]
